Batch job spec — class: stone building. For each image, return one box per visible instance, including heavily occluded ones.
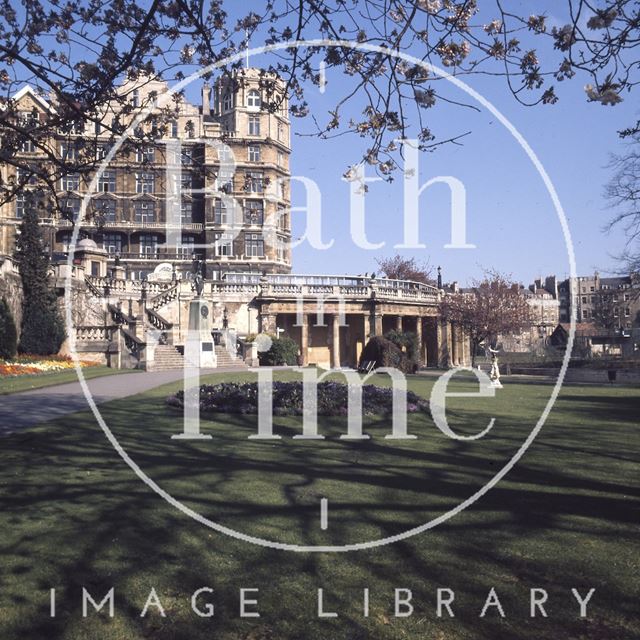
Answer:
[0,68,292,280]
[562,272,640,330]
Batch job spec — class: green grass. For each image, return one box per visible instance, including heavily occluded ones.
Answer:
[0,365,135,395]
[0,371,638,640]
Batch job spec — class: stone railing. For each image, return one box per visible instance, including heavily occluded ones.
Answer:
[149,283,179,309]
[75,325,116,342]
[121,327,145,357]
[210,282,261,296]
[84,276,175,298]
[255,278,440,304]
[146,307,173,332]
[107,303,134,326]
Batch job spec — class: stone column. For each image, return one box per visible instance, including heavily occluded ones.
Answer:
[437,319,451,368]
[415,317,423,366]
[260,313,276,334]
[396,315,403,331]
[450,322,458,366]
[300,313,309,366]
[331,314,340,368]
[374,313,383,336]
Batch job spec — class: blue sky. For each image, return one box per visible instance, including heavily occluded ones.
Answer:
[270,50,636,286]
[224,2,639,286]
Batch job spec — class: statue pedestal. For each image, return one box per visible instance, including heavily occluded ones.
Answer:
[185,298,216,368]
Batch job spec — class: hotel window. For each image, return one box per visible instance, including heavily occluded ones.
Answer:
[101,233,122,256]
[181,147,194,165]
[59,232,72,252]
[245,171,263,193]
[60,142,80,161]
[625,307,631,317]
[624,293,630,301]
[95,198,117,222]
[248,145,261,162]
[613,308,619,317]
[218,146,233,163]
[178,235,195,258]
[214,199,229,224]
[216,171,234,193]
[248,115,260,136]
[61,198,81,221]
[276,205,288,230]
[277,150,284,166]
[18,110,38,126]
[17,166,37,185]
[134,201,155,224]
[244,200,263,225]
[222,93,232,112]
[61,173,80,191]
[244,232,264,257]
[181,200,193,223]
[20,139,36,153]
[276,236,287,262]
[15,193,26,219]
[96,143,108,160]
[170,120,178,138]
[132,89,140,108]
[139,234,159,257]
[181,173,193,191]
[247,89,261,109]
[214,232,233,256]
[136,146,155,163]
[98,171,116,193]
[136,172,155,194]
[277,122,284,141]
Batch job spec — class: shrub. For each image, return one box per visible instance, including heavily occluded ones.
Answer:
[0,298,17,360]
[385,329,419,363]
[359,336,416,374]
[259,335,299,366]
[15,202,65,355]
[166,380,429,416]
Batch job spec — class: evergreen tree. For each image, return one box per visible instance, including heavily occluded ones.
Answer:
[0,297,17,360]
[14,194,65,355]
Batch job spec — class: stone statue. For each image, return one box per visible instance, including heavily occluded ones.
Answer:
[488,345,502,388]
[191,256,205,298]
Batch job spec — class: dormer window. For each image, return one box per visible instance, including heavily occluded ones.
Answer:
[247,89,261,109]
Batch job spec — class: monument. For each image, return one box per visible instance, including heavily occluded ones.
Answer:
[488,345,503,388]
[185,256,216,369]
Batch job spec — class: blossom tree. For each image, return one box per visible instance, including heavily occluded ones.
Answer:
[439,271,531,365]
[1,0,639,203]
[376,255,435,285]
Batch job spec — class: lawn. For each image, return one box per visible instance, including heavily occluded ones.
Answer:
[0,371,638,640]
[0,365,135,395]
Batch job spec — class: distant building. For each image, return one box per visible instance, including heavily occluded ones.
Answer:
[563,272,640,330]
[499,278,560,353]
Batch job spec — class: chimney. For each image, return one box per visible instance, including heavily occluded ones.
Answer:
[202,83,211,117]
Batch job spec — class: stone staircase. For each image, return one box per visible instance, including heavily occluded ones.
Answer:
[215,345,248,369]
[148,344,185,371]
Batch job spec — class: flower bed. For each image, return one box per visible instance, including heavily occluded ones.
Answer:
[166,381,429,416]
[0,355,100,377]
